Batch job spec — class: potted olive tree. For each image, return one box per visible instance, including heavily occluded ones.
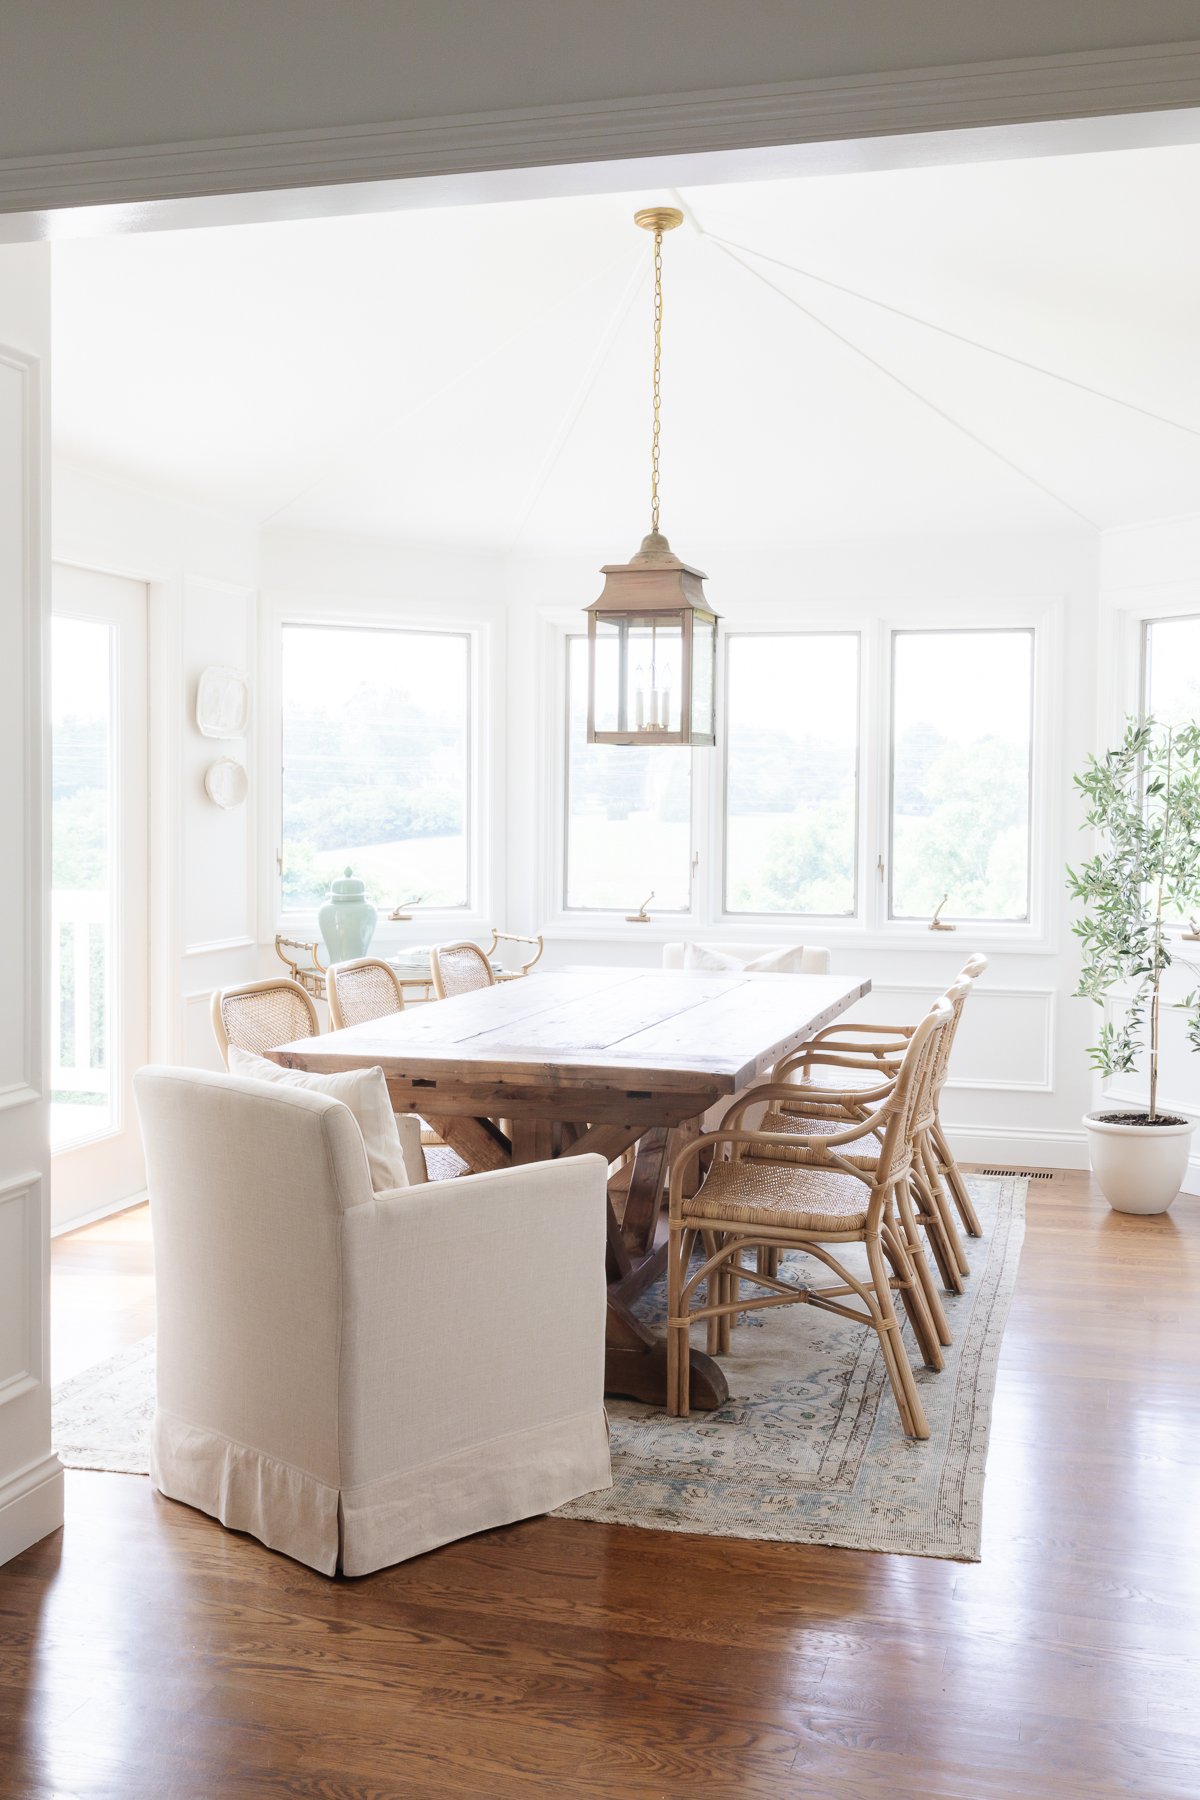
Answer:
[1068,719,1200,1214]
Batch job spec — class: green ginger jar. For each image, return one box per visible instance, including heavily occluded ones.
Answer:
[318,867,377,964]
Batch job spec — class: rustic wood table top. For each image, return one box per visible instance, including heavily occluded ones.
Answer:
[268,967,872,1095]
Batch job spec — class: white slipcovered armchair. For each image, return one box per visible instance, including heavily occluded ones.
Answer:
[134,1067,612,1576]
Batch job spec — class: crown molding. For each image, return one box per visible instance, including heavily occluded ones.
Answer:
[4,40,1200,225]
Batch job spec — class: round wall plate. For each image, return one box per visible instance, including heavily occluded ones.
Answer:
[204,757,248,809]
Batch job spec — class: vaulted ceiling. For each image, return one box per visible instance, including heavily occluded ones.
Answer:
[51,140,1200,549]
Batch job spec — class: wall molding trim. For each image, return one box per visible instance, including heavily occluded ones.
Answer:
[944,1122,1090,1170]
[4,41,1200,220]
[0,1451,63,1569]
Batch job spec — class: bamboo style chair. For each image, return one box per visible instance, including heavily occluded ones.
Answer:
[211,976,320,1066]
[326,957,406,1031]
[667,1002,951,1439]
[771,954,988,1248]
[430,940,495,1000]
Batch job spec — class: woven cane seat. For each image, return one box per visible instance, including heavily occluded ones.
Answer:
[423,1143,469,1181]
[782,1064,895,1097]
[682,1157,869,1234]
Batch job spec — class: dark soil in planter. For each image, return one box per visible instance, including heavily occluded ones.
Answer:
[1089,1111,1190,1127]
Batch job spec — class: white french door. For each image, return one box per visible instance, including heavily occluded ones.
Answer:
[49,564,149,1230]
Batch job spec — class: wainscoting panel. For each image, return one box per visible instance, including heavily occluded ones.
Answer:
[858,984,1055,1094]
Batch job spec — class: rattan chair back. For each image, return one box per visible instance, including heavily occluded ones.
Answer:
[211,977,320,1066]
[326,958,405,1031]
[430,941,495,1000]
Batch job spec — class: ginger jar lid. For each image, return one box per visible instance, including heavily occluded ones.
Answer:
[328,866,367,901]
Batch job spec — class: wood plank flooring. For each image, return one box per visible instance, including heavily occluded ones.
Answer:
[4,1170,1200,1798]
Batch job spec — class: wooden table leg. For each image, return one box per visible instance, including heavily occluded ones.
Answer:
[604,1291,728,1411]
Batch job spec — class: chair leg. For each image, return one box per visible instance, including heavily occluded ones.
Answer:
[882,1213,943,1372]
[866,1229,930,1440]
[932,1118,983,1238]
[920,1135,970,1280]
[910,1155,964,1294]
[667,1222,686,1417]
[702,1231,722,1357]
[895,1177,952,1350]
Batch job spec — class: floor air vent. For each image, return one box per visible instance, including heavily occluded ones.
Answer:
[977,1167,1054,1180]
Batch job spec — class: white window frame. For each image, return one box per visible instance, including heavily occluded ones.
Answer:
[538,596,1061,953]
[885,623,1037,928]
[259,590,502,947]
[1137,603,1200,930]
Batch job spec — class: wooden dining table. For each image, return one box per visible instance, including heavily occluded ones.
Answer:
[267,966,870,1411]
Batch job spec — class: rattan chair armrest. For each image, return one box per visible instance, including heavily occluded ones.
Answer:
[720,1079,894,1132]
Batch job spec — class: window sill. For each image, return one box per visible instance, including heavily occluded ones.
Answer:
[537,917,1059,956]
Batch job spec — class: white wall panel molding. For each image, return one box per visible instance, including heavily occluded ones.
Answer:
[857,982,1056,1094]
[0,350,41,1113]
[0,1452,63,1569]
[0,1176,42,1405]
[5,41,1200,224]
[182,935,258,959]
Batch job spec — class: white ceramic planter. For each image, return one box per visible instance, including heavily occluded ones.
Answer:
[1083,1112,1196,1215]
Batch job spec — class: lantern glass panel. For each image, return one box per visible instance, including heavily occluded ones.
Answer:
[626,615,684,736]
[691,611,716,740]
[591,617,623,735]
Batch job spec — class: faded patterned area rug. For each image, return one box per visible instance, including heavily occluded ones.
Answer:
[556,1173,1026,1561]
[52,1174,1024,1562]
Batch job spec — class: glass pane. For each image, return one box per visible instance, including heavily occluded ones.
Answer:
[51,617,115,1150]
[1144,615,1200,920]
[724,635,859,916]
[1144,615,1200,732]
[627,617,683,736]
[890,630,1033,922]
[281,626,470,911]
[566,637,691,909]
[691,614,716,740]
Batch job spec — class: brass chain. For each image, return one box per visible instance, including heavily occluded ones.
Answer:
[650,226,664,534]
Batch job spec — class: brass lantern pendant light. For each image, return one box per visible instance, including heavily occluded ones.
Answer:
[586,206,719,746]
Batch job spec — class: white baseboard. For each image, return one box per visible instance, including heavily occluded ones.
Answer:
[942,1123,1090,1171]
[0,1452,63,1568]
[51,1189,148,1239]
[944,1127,1200,1195]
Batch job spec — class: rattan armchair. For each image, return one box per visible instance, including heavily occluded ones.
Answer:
[211,977,320,1066]
[772,955,988,1248]
[326,957,406,1031]
[667,1003,951,1440]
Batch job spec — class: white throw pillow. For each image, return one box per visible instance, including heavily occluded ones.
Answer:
[682,942,802,974]
[227,1048,418,1191]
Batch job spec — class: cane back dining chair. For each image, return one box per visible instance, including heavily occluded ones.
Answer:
[326,957,406,1031]
[667,1002,951,1440]
[430,940,495,1000]
[211,977,320,1067]
[772,954,988,1249]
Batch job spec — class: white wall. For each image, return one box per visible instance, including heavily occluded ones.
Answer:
[504,525,1101,1170]
[0,242,61,1562]
[52,462,260,1076]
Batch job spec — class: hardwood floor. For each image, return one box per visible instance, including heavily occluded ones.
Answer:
[4,1171,1200,1798]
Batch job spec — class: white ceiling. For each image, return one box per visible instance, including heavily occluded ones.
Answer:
[51,141,1200,550]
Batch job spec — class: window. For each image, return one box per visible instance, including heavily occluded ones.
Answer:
[724,633,859,916]
[890,629,1033,922]
[281,624,471,911]
[1142,613,1200,923]
[564,636,692,910]
[1143,614,1200,733]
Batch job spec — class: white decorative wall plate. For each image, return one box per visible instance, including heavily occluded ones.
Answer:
[196,665,250,738]
[204,757,248,810]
